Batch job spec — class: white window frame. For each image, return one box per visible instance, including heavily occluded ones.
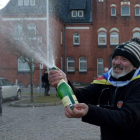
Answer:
[78,10,84,17]
[111,8,116,16]
[121,6,130,16]
[67,57,75,72]
[135,8,140,16]
[71,10,78,17]
[133,32,140,38]
[14,24,23,40]
[98,32,107,45]
[30,0,35,6]
[18,0,23,6]
[97,58,104,77]
[18,58,30,72]
[24,0,29,6]
[99,0,104,2]
[110,32,119,45]
[73,33,80,45]
[28,23,36,40]
[79,57,87,72]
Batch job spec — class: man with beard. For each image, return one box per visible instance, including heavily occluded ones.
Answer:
[49,38,140,140]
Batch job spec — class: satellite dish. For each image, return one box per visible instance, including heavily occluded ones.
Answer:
[0,0,10,10]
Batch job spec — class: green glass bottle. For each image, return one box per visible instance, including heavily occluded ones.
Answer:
[52,67,79,109]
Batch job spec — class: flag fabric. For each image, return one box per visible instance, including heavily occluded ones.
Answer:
[92,67,140,87]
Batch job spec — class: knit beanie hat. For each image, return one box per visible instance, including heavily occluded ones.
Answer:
[112,38,140,68]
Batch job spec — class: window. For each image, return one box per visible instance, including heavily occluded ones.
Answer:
[71,10,77,17]
[110,32,119,45]
[30,0,35,6]
[79,57,87,72]
[14,24,23,40]
[73,33,80,45]
[97,58,103,77]
[18,0,35,6]
[24,0,29,6]
[133,32,140,38]
[18,0,23,6]
[67,57,75,72]
[99,0,104,2]
[121,6,130,16]
[78,10,84,17]
[135,8,140,16]
[27,23,36,40]
[111,8,116,16]
[61,30,63,45]
[98,32,107,45]
[18,58,30,72]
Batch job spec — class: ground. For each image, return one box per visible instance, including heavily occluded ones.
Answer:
[0,100,100,140]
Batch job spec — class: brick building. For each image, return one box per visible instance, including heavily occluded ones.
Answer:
[62,0,140,84]
[0,0,140,87]
[0,0,64,87]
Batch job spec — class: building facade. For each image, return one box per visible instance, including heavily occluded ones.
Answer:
[0,0,140,87]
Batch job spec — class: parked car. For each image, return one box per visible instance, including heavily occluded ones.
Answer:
[0,78,21,102]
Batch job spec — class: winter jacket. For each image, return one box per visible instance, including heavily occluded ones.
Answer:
[68,78,140,140]
[42,73,50,86]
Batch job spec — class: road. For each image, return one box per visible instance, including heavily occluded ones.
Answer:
[0,100,100,140]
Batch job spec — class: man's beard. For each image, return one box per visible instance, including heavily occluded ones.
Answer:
[111,65,126,79]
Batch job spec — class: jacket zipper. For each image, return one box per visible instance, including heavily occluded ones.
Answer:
[112,87,119,105]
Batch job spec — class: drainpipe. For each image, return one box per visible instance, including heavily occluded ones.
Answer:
[64,23,66,73]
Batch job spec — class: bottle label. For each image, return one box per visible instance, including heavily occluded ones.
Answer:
[72,95,79,104]
[57,79,65,88]
[61,95,73,108]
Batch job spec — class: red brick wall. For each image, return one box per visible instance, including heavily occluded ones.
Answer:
[0,14,64,87]
[65,0,140,83]
[0,0,140,86]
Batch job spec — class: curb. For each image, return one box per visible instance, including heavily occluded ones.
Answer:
[9,100,62,107]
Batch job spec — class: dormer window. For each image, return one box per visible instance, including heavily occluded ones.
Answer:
[71,10,84,18]
[24,0,29,6]
[71,10,77,17]
[18,0,23,6]
[30,0,35,6]
[78,10,84,17]
[18,0,35,6]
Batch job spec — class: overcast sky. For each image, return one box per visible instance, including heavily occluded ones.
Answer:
[0,0,10,10]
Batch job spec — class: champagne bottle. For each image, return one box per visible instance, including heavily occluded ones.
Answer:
[52,67,79,109]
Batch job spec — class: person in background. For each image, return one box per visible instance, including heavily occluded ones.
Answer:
[42,69,50,96]
[49,38,140,140]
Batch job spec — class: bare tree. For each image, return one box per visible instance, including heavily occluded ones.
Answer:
[4,37,37,102]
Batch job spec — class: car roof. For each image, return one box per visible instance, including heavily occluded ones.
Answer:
[0,78,7,79]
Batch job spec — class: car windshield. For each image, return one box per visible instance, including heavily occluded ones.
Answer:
[0,79,13,86]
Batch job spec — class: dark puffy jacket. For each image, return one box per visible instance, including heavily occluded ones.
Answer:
[68,78,140,140]
[42,73,49,86]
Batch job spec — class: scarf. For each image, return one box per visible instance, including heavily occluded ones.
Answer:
[92,67,140,87]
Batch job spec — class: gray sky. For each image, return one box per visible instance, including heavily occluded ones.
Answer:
[0,0,10,10]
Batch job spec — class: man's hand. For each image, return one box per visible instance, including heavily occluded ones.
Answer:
[65,103,89,118]
[49,67,68,88]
